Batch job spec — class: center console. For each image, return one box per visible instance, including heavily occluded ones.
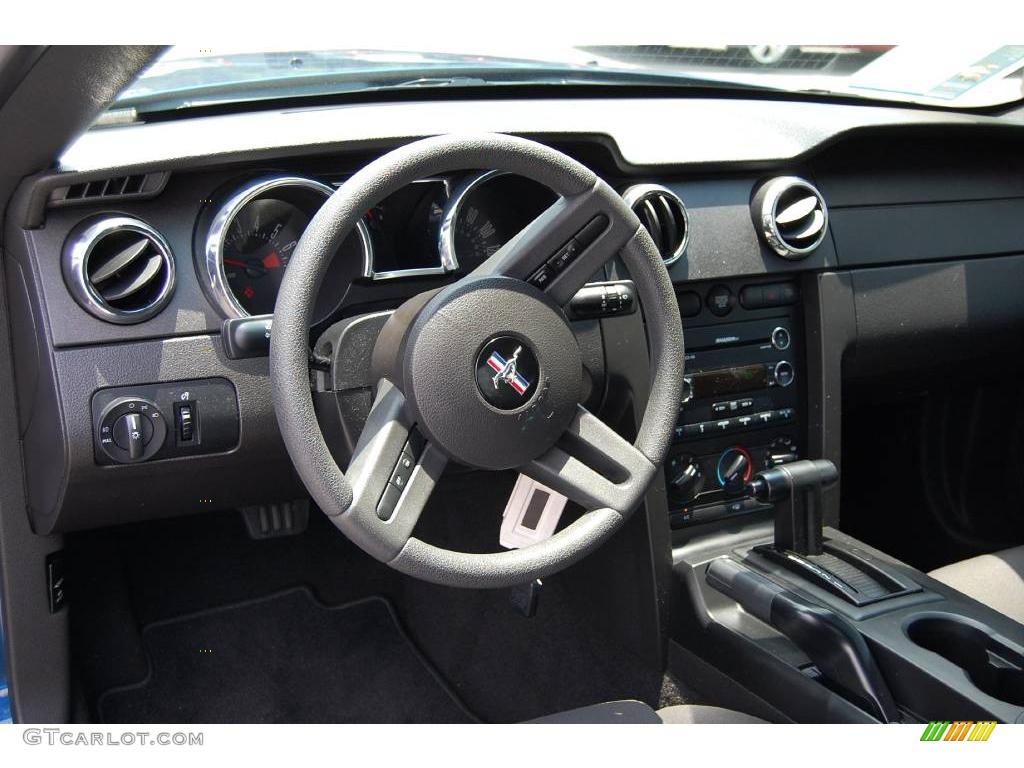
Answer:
[666,277,1024,725]
[667,278,804,528]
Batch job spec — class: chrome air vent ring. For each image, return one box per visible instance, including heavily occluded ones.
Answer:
[622,184,689,266]
[62,215,176,324]
[755,176,829,259]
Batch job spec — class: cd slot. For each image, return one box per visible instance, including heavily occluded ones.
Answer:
[684,317,788,353]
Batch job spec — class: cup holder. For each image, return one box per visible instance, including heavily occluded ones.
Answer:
[907,615,1024,706]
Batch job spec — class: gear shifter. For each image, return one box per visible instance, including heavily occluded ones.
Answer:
[746,459,838,556]
[743,459,915,607]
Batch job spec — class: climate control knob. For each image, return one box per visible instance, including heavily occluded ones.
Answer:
[717,446,753,496]
[666,453,704,506]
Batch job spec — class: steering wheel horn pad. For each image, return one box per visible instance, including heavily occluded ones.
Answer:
[402,276,581,471]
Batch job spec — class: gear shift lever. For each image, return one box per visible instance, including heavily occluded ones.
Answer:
[746,459,838,556]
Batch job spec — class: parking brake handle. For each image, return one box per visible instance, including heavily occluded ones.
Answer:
[706,557,900,723]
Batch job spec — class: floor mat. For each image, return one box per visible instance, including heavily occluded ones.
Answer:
[97,588,475,723]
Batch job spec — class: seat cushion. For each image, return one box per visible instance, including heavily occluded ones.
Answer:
[929,545,1024,625]
[529,700,663,723]
[656,704,766,724]
[527,700,766,724]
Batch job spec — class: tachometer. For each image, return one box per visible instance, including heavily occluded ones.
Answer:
[201,176,372,323]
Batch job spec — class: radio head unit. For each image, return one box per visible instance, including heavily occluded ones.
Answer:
[668,281,804,529]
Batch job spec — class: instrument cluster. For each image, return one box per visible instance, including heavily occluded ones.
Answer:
[196,170,557,323]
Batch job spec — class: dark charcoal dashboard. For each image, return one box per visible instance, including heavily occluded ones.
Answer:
[6,97,1024,538]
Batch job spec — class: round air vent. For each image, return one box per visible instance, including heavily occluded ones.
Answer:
[753,176,829,259]
[62,216,175,324]
[622,184,689,266]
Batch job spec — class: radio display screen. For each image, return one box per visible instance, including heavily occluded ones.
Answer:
[692,364,768,399]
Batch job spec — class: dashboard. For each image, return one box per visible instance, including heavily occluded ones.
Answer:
[7,96,1024,535]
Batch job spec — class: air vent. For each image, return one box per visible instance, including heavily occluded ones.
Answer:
[622,184,689,266]
[62,216,175,324]
[753,176,829,259]
[48,172,168,208]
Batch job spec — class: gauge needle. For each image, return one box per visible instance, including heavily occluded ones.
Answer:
[223,258,249,268]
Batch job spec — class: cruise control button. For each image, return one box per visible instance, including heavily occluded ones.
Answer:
[377,484,402,521]
[397,450,416,472]
[530,265,554,288]
[547,239,580,273]
[390,460,413,490]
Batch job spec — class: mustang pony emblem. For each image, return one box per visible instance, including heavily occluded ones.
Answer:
[485,346,531,396]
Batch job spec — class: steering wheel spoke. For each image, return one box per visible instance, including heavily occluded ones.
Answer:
[524,405,655,513]
[472,183,636,306]
[341,379,447,562]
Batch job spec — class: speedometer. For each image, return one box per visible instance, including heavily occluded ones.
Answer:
[440,171,557,271]
[201,177,372,324]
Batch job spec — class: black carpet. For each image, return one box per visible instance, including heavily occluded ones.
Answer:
[97,588,474,723]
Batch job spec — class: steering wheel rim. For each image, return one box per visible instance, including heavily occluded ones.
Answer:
[270,133,684,589]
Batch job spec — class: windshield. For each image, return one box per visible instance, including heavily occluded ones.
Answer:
[108,44,1024,119]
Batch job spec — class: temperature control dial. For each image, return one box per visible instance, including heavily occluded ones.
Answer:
[717,446,753,496]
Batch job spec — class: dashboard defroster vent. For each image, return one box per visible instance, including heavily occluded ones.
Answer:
[62,216,175,324]
[622,184,689,266]
[47,172,168,207]
[753,176,829,259]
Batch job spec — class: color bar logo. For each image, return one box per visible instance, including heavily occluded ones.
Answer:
[920,721,997,741]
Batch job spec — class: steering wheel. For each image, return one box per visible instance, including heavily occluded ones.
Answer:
[270,134,684,589]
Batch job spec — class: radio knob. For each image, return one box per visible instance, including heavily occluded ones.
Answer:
[771,326,791,351]
[679,376,694,407]
[667,453,704,505]
[772,360,795,388]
